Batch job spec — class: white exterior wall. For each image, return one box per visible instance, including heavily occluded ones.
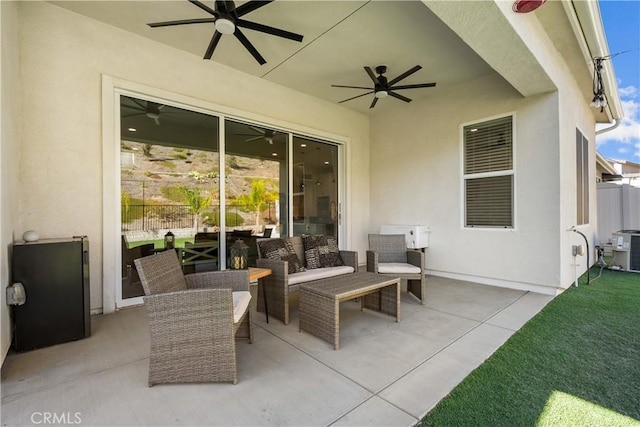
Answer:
[16,2,370,313]
[369,0,602,294]
[370,73,561,293]
[558,76,599,288]
[1,1,21,364]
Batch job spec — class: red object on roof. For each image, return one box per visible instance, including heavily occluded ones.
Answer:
[512,0,546,13]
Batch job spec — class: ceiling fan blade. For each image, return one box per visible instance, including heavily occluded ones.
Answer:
[369,97,379,109]
[390,83,436,90]
[249,126,266,134]
[234,28,266,65]
[153,116,161,126]
[338,91,374,103]
[237,19,304,42]
[245,136,263,142]
[389,91,412,103]
[388,65,422,86]
[364,66,379,84]
[204,31,223,60]
[122,112,146,118]
[188,0,218,16]
[148,18,216,28]
[331,84,374,90]
[234,1,273,17]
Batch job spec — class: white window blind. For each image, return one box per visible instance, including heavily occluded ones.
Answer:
[463,116,514,228]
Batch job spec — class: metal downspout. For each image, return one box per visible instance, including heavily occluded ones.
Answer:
[596,119,621,135]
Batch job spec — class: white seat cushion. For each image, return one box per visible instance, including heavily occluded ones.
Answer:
[232,291,252,324]
[378,262,421,274]
[288,266,355,285]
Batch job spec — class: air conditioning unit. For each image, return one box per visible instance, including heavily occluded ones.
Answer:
[380,225,430,249]
[611,230,640,273]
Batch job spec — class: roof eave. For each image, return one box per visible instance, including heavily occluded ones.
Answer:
[564,0,624,122]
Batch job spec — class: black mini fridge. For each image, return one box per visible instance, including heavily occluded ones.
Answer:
[12,237,91,352]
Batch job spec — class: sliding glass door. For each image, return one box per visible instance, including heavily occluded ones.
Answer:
[292,137,339,239]
[120,95,219,301]
[223,120,288,268]
[117,93,341,306]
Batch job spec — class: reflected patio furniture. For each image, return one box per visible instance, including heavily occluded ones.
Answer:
[367,234,426,304]
[134,250,252,386]
[121,235,154,298]
[194,232,218,243]
[180,241,218,274]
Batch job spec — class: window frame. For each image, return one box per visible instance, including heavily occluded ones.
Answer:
[576,127,590,225]
[461,113,516,230]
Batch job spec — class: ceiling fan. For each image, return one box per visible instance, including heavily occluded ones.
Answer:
[332,65,436,109]
[122,99,166,125]
[147,0,304,65]
[236,127,283,144]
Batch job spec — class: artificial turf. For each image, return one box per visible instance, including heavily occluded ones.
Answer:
[420,267,640,427]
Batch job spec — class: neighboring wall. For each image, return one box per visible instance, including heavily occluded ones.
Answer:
[597,183,640,244]
[17,2,370,312]
[1,1,21,363]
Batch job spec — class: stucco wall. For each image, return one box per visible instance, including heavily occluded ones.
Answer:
[370,73,562,293]
[1,1,21,363]
[17,2,370,312]
[558,84,598,287]
[369,0,601,294]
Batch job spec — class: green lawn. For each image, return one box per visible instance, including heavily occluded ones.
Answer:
[420,268,640,427]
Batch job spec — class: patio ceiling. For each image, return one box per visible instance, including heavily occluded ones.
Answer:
[49,0,496,115]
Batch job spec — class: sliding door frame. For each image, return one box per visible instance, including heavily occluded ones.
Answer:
[102,76,348,312]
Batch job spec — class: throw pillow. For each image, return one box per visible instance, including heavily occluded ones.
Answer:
[302,235,344,269]
[257,239,306,274]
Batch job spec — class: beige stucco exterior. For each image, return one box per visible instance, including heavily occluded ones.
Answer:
[0,0,621,363]
[1,0,21,365]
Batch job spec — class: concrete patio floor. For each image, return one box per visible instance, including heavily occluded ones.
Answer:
[1,276,553,426]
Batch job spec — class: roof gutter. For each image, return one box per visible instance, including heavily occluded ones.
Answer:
[562,0,624,122]
[595,150,617,175]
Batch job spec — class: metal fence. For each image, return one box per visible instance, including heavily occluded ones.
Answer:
[121,203,276,232]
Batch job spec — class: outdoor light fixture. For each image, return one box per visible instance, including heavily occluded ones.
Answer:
[590,57,607,113]
[164,231,175,249]
[230,239,249,270]
[512,0,546,13]
[590,93,607,109]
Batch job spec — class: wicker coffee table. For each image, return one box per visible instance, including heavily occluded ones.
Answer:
[299,272,401,350]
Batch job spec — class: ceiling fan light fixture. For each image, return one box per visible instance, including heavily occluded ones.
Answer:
[215,18,235,35]
[375,90,388,99]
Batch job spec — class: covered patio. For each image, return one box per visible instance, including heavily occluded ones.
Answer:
[1,276,552,426]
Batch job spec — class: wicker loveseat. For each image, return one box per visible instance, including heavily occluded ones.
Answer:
[256,236,358,325]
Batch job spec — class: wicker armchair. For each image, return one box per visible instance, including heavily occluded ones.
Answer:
[367,234,426,304]
[134,250,252,386]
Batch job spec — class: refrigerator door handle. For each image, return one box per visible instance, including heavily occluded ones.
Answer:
[7,282,26,306]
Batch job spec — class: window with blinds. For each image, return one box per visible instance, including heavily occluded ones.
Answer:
[463,116,514,228]
[576,129,589,225]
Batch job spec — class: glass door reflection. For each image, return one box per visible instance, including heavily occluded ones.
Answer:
[119,95,219,303]
[292,137,339,240]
